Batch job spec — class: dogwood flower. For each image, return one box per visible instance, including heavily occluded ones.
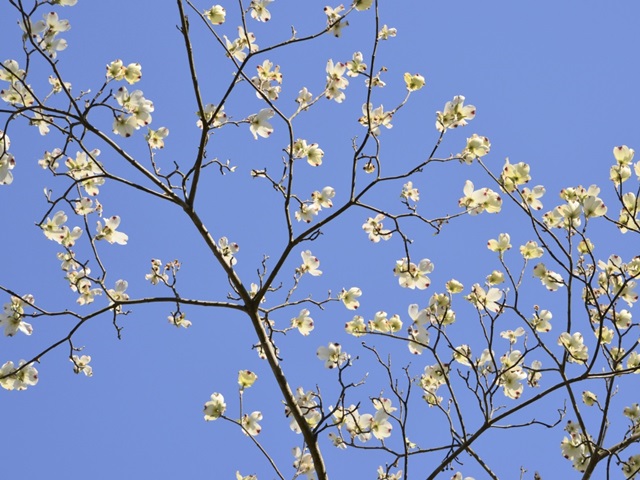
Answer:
[346,51,367,76]
[238,370,258,389]
[452,345,472,366]
[458,180,502,215]
[368,311,402,333]
[145,127,169,149]
[107,280,129,310]
[106,60,142,84]
[291,309,314,335]
[311,186,335,208]
[377,24,397,40]
[146,259,169,285]
[325,59,349,102]
[295,203,320,223]
[354,0,373,10]
[249,108,274,139]
[530,309,552,332]
[113,114,138,137]
[459,134,490,163]
[196,103,227,129]
[521,185,545,210]
[71,355,93,376]
[408,325,429,354]
[446,279,464,293]
[533,263,564,291]
[451,473,475,480]
[242,411,263,435]
[305,143,325,166]
[298,251,322,276]
[204,5,226,24]
[0,360,38,390]
[0,295,34,337]
[95,216,128,245]
[466,284,503,313]
[317,342,348,368]
[393,258,434,289]
[359,103,393,135]
[235,472,257,480]
[622,454,640,479]
[487,233,511,253]
[339,287,362,310]
[404,72,425,91]
[42,211,82,246]
[558,332,589,363]
[324,5,348,37]
[362,214,392,242]
[486,270,505,285]
[250,0,272,22]
[224,27,258,62]
[436,95,475,132]
[401,181,419,202]
[520,240,544,259]
[76,278,102,305]
[203,393,226,420]
[285,387,322,433]
[0,60,25,83]
[501,158,531,192]
[345,315,367,336]
[500,327,525,344]
[168,312,191,328]
[295,87,313,107]
[0,82,35,107]
[217,237,239,266]
[293,447,315,478]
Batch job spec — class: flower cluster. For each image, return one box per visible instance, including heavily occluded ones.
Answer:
[358,103,393,136]
[295,186,335,223]
[113,87,155,137]
[0,360,38,390]
[325,59,349,102]
[498,351,527,399]
[251,59,281,100]
[560,420,594,472]
[324,5,348,37]
[420,363,449,406]
[543,185,607,229]
[0,59,34,108]
[224,26,258,62]
[41,210,82,247]
[285,387,321,433]
[65,149,105,196]
[106,59,142,84]
[289,139,325,166]
[333,398,395,443]
[558,332,589,364]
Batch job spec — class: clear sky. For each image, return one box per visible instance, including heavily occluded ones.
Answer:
[1,1,640,479]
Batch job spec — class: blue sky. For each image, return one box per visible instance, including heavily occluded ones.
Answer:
[1,1,640,479]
